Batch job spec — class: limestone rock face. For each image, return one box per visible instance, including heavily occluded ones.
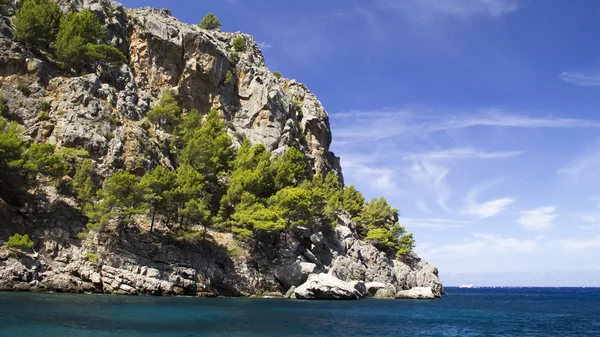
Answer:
[294,273,361,300]
[0,0,341,178]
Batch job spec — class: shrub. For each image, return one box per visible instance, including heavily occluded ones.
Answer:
[76,232,91,239]
[230,52,239,64]
[39,101,51,112]
[4,233,34,249]
[292,100,302,112]
[0,91,4,113]
[232,36,246,52]
[273,71,282,79]
[84,252,99,261]
[13,0,62,49]
[37,112,50,122]
[224,70,233,85]
[17,82,29,94]
[227,247,245,257]
[199,13,221,30]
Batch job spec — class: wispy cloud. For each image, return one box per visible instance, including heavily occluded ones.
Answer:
[341,155,405,196]
[257,41,272,49]
[404,147,524,160]
[558,143,600,183]
[560,237,600,251]
[379,0,519,19]
[401,217,469,229]
[460,189,514,219]
[423,232,540,258]
[332,108,600,142]
[517,206,557,230]
[560,71,600,86]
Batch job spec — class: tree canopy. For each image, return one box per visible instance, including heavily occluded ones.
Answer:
[199,13,221,30]
[13,0,62,49]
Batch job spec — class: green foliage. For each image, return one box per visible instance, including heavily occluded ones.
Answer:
[140,166,177,232]
[84,43,127,69]
[17,82,29,94]
[199,13,221,30]
[360,197,415,257]
[227,246,245,257]
[24,142,67,180]
[4,233,34,249]
[179,198,211,235]
[0,118,28,204]
[232,36,246,52]
[0,0,11,16]
[272,146,308,190]
[39,101,50,112]
[224,70,233,85]
[13,0,62,49]
[292,100,302,113]
[147,93,181,131]
[71,159,96,206]
[273,71,282,79]
[87,172,149,231]
[84,252,99,261]
[230,52,239,64]
[220,140,275,221]
[311,172,342,225]
[341,185,364,219]
[0,91,4,114]
[269,186,313,230]
[37,112,49,122]
[180,108,234,213]
[56,9,125,71]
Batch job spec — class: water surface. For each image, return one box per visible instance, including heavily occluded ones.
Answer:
[0,288,598,336]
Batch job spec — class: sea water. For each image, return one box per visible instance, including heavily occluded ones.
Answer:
[0,287,598,336]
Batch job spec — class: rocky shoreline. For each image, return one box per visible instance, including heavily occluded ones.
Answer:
[0,212,443,300]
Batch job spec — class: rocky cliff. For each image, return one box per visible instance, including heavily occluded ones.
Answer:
[0,0,442,299]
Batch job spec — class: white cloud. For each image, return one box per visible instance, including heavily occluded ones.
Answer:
[423,232,540,258]
[560,237,600,251]
[460,189,514,219]
[257,41,272,49]
[341,155,405,195]
[404,147,524,160]
[517,206,557,230]
[401,217,469,229]
[558,145,600,183]
[331,108,600,142]
[560,71,600,86]
[380,0,519,19]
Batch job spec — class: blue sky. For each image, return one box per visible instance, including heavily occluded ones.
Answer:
[121,0,600,286]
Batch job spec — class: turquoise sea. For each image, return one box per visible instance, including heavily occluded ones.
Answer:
[0,288,598,336]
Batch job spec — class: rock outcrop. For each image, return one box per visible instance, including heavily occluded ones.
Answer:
[0,0,443,299]
[294,273,361,300]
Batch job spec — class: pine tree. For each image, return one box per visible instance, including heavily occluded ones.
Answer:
[71,158,97,207]
[199,13,221,30]
[56,9,125,71]
[140,166,177,232]
[341,185,365,219]
[147,93,181,132]
[13,0,62,49]
[273,146,308,190]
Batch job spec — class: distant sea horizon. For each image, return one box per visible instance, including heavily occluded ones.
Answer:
[1,287,599,336]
